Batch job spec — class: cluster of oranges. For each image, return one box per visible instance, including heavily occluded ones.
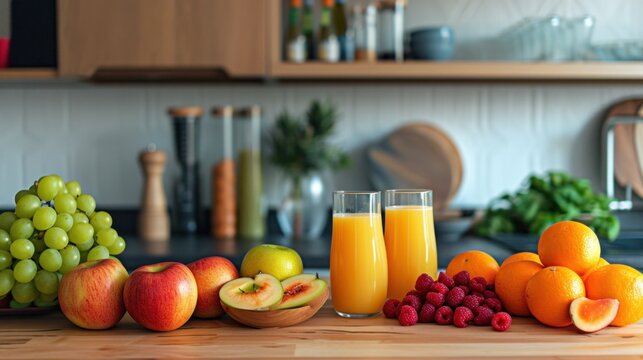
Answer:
[446,221,642,329]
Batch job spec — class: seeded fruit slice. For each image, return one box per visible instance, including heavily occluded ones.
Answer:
[570,297,620,333]
[271,273,328,310]
[219,273,283,311]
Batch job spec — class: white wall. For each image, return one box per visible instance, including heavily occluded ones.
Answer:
[0,0,642,208]
[1,82,641,209]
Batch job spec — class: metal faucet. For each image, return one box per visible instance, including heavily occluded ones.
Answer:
[602,109,642,211]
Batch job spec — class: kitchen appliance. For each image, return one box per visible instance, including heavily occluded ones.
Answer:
[168,106,202,234]
[601,99,643,210]
[9,0,57,67]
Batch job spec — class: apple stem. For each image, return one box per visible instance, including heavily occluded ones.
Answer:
[239,288,246,294]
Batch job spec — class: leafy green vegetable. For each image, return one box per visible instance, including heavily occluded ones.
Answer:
[475,171,620,241]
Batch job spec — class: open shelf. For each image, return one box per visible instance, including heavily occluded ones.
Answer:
[0,68,58,80]
[270,61,643,81]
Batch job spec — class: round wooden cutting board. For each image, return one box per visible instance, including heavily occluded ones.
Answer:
[367,123,463,210]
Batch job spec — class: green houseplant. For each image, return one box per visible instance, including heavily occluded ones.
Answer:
[268,100,351,239]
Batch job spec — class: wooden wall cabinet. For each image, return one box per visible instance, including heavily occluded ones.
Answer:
[58,0,272,78]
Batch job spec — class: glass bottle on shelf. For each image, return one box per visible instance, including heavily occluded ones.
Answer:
[286,0,306,63]
[334,0,353,61]
[303,0,316,60]
[318,0,340,63]
[168,106,202,234]
[234,106,265,239]
[211,106,236,239]
[355,3,377,62]
[377,0,406,61]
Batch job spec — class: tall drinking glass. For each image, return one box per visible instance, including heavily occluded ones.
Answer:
[384,189,437,300]
[330,191,388,318]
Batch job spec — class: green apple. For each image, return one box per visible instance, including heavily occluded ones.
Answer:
[240,244,303,281]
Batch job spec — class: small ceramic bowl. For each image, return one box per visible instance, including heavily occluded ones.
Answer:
[410,26,455,61]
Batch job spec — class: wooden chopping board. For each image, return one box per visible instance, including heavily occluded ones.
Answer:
[0,305,641,359]
[604,99,643,199]
[367,123,463,210]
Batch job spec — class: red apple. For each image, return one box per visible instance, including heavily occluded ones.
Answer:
[187,256,239,318]
[124,262,197,331]
[58,258,129,329]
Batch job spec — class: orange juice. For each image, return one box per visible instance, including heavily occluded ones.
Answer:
[385,205,437,300]
[330,213,388,316]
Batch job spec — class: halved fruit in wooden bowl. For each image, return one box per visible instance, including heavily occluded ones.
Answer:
[220,273,329,328]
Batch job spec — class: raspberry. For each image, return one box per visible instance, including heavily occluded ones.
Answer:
[425,292,445,307]
[404,290,426,299]
[446,286,466,307]
[462,295,482,310]
[472,292,485,303]
[453,306,474,328]
[434,306,453,325]
[486,283,495,292]
[438,271,455,289]
[398,305,418,326]
[469,277,487,293]
[401,294,422,312]
[382,299,400,319]
[491,312,512,332]
[429,282,449,295]
[458,285,470,295]
[415,273,434,293]
[453,271,470,286]
[418,303,436,323]
[473,306,494,326]
[483,290,498,299]
[485,298,503,312]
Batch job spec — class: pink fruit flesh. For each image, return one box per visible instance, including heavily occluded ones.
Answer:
[570,297,619,333]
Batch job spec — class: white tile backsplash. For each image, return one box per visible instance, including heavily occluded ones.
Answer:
[1,82,641,209]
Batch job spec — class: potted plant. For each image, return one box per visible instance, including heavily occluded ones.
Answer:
[268,100,351,239]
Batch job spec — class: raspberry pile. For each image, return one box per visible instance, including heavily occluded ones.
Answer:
[383,271,512,332]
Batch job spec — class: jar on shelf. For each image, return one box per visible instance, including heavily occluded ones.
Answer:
[354,3,378,62]
[211,105,236,239]
[234,105,265,239]
[378,0,406,61]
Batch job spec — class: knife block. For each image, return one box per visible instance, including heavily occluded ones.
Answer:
[138,148,170,242]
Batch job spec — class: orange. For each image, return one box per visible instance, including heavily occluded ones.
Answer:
[446,250,500,284]
[495,260,544,316]
[537,221,600,275]
[525,266,585,327]
[501,252,542,267]
[584,264,643,326]
[581,258,609,282]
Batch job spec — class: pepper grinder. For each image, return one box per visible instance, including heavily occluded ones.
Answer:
[168,106,202,234]
[138,145,170,242]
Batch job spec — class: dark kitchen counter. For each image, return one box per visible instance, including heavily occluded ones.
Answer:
[116,232,643,271]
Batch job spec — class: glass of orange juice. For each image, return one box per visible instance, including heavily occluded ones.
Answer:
[384,189,437,300]
[330,191,388,318]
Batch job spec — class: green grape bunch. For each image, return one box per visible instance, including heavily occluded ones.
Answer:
[0,175,127,309]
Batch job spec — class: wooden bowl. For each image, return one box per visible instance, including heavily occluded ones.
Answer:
[221,288,329,328]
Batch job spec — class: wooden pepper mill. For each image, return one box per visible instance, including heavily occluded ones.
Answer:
[138,145,170,242]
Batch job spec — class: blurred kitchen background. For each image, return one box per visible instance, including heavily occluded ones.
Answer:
[0,0,642,269]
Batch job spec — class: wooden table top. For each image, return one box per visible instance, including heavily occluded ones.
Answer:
[0,303,641,359]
